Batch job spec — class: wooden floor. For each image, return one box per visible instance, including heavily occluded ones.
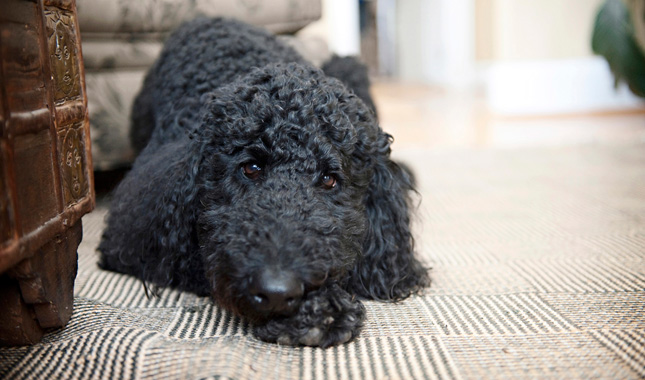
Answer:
[371,81,645,151]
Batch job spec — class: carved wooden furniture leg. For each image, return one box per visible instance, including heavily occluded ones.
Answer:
[0,0,94,346]
[0,222,81,345]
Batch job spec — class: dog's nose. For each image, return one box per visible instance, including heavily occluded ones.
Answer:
[248,269,304,316]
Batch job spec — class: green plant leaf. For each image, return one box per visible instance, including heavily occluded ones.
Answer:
[592,0,645,97]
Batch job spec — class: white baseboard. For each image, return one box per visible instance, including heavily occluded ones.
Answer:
[485,57,644,116]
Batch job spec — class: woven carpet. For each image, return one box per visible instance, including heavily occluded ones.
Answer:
[1,143,644,379]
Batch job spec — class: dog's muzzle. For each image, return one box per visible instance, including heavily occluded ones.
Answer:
[247,268,304,316]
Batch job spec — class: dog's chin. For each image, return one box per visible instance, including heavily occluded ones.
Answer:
[208,281,293,323]
[242,306,292,324]
[206,265,337,321]
[212,292,296,323]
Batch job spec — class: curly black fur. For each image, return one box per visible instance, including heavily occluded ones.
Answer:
[321,55,377,116]
[99,18,429,348]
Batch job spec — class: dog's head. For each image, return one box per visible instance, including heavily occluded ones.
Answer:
[191,63,427,321]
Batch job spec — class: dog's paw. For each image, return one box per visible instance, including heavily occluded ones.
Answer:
[253,284,366,347]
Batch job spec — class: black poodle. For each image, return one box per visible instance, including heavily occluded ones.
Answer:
[99,17,429,348]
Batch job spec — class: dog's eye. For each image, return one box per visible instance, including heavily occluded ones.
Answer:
[242,162,263,180]
[321,174,337,190]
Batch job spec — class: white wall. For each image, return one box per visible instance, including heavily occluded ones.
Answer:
[396,0,476,87]
[481,0,643,115]
[298,0,360,56]
[302,0,644,115]
[490,0,602,61]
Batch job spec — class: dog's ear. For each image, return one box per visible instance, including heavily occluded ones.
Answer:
[99,136,210,294]
[349,132,429,301]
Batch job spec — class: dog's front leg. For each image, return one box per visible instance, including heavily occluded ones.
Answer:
[253,282,365,347]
